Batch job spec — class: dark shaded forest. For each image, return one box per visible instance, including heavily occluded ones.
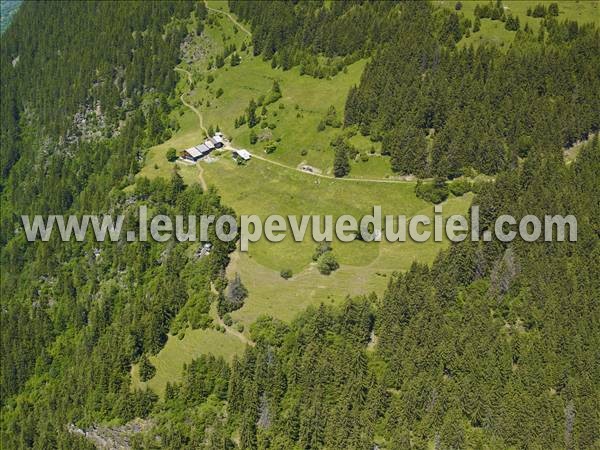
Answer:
[1,1,599,449]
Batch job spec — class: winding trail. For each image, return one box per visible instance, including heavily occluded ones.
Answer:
[174,67,210,190]
[204,0,251,36]
[210,283,255,347]
[174,67,208,137]
[196,162,208,191]
[178,8,421,185]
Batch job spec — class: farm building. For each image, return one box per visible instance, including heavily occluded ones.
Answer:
[204,139,215,150]
[181,144,211,161]
[195,143,211,155]
[211,133,224,148]
[181,134,224,161]
[233,149,251,162]
[181,146,202,161]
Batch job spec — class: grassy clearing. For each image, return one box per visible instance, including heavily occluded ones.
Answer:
[134,1,476,392]
[181,5,378,175]
[201,154,473,272]
[437,1,600,48]
[131,326,246,397]
[197,57,371,174]
[199,154,473,330]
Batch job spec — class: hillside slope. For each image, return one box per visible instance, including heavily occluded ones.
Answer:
[1,1,599,449]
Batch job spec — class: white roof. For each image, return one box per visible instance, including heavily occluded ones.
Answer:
[212,135,224,144]
[235,149,251,160]
[195,144,210,154]
[185,146,201,158]
[204,139,215,149]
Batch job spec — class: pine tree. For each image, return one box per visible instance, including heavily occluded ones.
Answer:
[247,99,258,128]
[139,354,156,382]
[333,146,350,177]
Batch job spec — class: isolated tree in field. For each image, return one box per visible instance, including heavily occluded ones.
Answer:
[264,142,277,154]
[505,15,520,31]
[272,80,281,95]
[532,3,546,18]
[166,147,177,162]
[228,277,247,307]
[317,252,339,275]
[312,241,332,261]
[267,80,282,104]
[230,52,241,66]
[324,105,342,128]
[280,269,292,279]
[249,129,258,144]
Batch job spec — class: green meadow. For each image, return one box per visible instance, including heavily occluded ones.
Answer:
[207,155,473,325]
[198,57,371,173]
[133,0,599,395]
[131,325,245,397]
[437,1,600,48]
[135,157,472,394]
[133,1,475,393]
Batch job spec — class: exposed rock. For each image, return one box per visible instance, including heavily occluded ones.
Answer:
[257,393,271,430]
[67,418,154,450]
[489,246,520,297]
[180,33,213,64]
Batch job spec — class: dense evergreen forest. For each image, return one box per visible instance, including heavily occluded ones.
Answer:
[1,1,599,449]
[220,139,600,449]
[230,0,600,177]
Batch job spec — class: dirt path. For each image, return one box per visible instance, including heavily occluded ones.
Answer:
[204,0,251,36]
[210,283,255,347]
[175,67,210,190]
[178,13,416,187]
[223,145,422,184]
[199,4,416,185]
[174,67,208,137]
[197,162,208,191]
